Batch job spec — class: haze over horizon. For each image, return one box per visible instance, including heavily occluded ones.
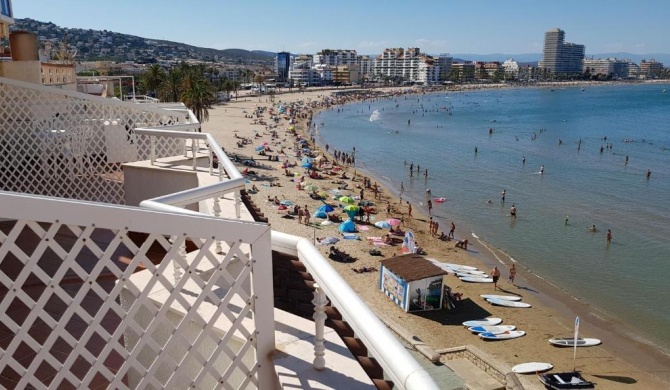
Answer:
[13,0,670,56]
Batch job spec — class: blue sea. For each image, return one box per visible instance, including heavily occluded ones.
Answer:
[313,83,670,352]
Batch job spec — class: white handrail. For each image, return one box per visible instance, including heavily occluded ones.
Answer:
[271,231,439,390]
[132,121,438,389]
[135,129,246,215]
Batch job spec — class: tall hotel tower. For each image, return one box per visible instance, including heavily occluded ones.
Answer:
[539,28,585,76]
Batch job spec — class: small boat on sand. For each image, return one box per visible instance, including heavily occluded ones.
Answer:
[538,371,594,389]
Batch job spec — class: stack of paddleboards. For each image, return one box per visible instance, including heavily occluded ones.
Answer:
[463,318,526,340]
[481,294,532,308]
[425,259,493,283]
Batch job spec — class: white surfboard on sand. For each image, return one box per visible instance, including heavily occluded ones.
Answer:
[468,325,516,334]
[480,294,522,301]
[486,298,531,308]
[479,330,526,340]
[549,338,601,347]
[462,317,502,327]
[512,362,553,374]
[456,271,486,278]
[460,276,493,283]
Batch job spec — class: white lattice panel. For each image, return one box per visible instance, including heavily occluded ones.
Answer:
[0,192,273,389]
[0,77,193,204]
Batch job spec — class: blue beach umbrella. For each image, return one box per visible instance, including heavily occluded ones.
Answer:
[338,219,356,233]
[374,221,391,229]
[317,204,335,213]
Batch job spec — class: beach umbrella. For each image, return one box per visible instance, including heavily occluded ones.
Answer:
[304,184,319,192]
[318,191,329,198]
[288,125,295,131]
[314,210,328,219]
[301,156,313,164]
[339,196,355,205]
[317,204,335,213]
[375,221,391,229]
[344,205,359,219]
[255,146,265,151]
[338,219,356,233]
[387,218,402,227]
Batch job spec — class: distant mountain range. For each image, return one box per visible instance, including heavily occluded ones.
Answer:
[11,18,274,64]
[451,52,670,65]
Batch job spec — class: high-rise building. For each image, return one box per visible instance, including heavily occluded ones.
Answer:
[539,28,585,76]
[0,0,13,38]
[275,51,291,82]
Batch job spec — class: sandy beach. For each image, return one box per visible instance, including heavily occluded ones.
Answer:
[202,86,670,389]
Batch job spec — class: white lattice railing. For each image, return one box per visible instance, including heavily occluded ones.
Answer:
[0,76,438,389]
[0,191,275,389]
[0,77,194,204]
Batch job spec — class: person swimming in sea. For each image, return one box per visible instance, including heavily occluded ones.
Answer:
[588,224,598,232]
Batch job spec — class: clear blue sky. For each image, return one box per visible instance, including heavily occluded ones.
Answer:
[13,0,670,55]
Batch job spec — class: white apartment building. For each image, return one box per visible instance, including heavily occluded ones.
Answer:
[288,60,319,86]
[503,58,520,78]
[314,50,374,80]
[313,63,333,85]
[583,58,630,78]
[373,47,440,84]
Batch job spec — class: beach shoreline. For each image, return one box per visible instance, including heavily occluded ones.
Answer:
[203,85,670,389]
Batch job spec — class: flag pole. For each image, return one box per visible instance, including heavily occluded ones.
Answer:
[573,316,580,371]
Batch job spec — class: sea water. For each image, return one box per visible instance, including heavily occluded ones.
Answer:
[314,83,670,352]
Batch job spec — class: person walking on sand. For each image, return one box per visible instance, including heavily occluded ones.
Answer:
[427,199,433,215]
[407,201,413,217]
[606,229,612,243]
[449,222,455,239]
[490,267,501,290]
[303,205,310,226]
[508,264,517,285]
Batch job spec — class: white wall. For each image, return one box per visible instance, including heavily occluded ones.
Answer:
[123,165,199,212]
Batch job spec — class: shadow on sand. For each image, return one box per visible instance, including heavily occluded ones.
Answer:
[411,298,493,326]
[592,374,637,384]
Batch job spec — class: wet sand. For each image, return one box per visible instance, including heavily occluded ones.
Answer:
[202,86,670,389]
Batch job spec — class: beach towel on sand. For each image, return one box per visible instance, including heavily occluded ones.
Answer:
[342,233,360,240]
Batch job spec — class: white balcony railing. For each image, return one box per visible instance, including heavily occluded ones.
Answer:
[0,76,439,389]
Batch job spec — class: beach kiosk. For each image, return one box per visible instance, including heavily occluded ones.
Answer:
[379,254,447,312]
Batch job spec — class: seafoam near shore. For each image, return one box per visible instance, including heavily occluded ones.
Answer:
[202,85,670,389]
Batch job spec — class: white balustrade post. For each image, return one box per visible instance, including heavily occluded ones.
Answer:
[192,139,197,170]
[312,283,329,370]
[212,197,223,254]
[208,143,213,176]
[150,136,156,165]
[251,229,276,389]
[234,190,242,219]
[218,164,224,181]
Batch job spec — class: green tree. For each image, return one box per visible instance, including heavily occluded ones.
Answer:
[142,64,166,97]
[158,67,184,103]
[182,77,216,123]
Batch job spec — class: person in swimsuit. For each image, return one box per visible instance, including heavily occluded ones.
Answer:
[490,267,501,290]
[510,204,517,219]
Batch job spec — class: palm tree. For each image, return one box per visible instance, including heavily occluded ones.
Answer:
[179,66,216,123]
[158,67,184,103]
[142,64,165,98]
[182,78,216,123]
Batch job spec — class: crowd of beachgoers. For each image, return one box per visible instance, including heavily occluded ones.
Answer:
[202,83,670,389]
